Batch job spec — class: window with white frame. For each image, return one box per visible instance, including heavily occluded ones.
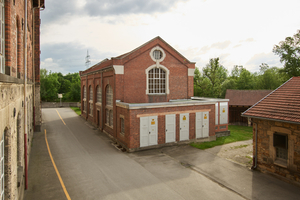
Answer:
[89,86,93,116]
[105,85,113,127]
[1,133,4,200]
[274,133,288,161]
[148,68,166,94]
[0,1,5,74]
[97,85,102,103]
[146,46,169,94]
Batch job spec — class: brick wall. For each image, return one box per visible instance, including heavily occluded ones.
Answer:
[125,104,215,149]
[253,118,300,184]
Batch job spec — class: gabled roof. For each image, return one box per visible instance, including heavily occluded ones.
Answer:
[242,77,300,124]
[81,36,195,75]
[112,36,195,64]
[225,89,272,106]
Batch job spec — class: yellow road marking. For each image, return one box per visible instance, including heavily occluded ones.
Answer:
[56,109,66,125]
[45,129,71,200]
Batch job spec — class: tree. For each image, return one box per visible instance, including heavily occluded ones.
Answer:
[202,58,227,98]
[273,30,300,77]
[40,69,60,101]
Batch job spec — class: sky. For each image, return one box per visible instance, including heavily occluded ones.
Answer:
[40,0,300,75]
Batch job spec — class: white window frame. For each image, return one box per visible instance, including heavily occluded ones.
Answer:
[149,46,166,63]
[146,65,169,95]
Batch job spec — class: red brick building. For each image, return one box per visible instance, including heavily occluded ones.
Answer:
[242,77,300,185]
[80,37,229,151]
[225,90,272,126]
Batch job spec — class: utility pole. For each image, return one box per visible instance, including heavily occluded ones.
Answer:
[85,50,91,69]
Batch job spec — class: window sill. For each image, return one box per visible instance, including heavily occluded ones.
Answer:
[96,102,102,106]
[274,159,287,168]
[147,93,167,96]
[105,123,113,129]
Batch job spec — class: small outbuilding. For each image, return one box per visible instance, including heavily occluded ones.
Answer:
[225,89,272,126]
[80,36,229,152]
[242,77,300,184]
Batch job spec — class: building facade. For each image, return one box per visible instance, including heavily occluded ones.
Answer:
[0,1,45,199]
[80,37,229,152]
[242,77,300,185]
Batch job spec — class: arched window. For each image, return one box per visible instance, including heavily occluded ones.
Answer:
[97,85,102,103]
[83,86,86,112]
[89,86,93,116]
[105,85,113,127]
[148,68,166,94]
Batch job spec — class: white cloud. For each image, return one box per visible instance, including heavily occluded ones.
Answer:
[40,0,300,75]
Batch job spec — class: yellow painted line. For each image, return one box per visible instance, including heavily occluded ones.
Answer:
[56,109,66,125]
[45,129,71,200]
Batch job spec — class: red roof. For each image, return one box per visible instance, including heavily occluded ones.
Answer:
[242,77,300,124]
[225,89,272,106]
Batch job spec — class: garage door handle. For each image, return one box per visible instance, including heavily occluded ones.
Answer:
[149,132,151,134]
[180,128,181,130]
[202,125,204,127]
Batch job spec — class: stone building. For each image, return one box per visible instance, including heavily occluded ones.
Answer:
[80,37,230,152]
[242,77,300,185]
[0,1,45,199]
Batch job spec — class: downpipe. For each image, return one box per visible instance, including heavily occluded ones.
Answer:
[251,123,258,170]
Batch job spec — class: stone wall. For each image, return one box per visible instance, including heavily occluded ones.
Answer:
[253,118,300,184]
[0,82,35,200]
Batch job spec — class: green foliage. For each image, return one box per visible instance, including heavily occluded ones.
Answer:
[70,106,81,115]
[194,58,228,98]
[194,58,289,98]
[40,69,81,102]
[40,69,60,101]
[190,125,253,150]
[273,30,300,78]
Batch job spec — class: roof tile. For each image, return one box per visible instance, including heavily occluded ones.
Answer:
[242,77,300,124]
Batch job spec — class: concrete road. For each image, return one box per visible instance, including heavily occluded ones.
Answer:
[24,108,243,200]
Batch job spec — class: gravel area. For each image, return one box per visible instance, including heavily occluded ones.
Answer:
[204,139,253,168]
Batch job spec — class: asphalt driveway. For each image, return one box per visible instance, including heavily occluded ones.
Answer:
[24,108,300,200]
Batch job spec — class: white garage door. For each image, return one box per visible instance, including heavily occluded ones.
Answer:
[140,116,158,147]
[196,112,209,138]
[165,114,176,143]
[180,113,189,141]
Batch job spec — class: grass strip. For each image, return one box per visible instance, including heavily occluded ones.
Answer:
[70,106,81,115]
[190,125,253,150]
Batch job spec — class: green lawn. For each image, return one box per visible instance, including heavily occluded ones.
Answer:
[70,107,81,115]
[190,125,253,150]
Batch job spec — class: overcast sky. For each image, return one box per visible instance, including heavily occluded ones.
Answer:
[40,0,300,75]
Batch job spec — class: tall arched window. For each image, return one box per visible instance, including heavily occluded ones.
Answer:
[83,86,86,112]
[105,85,113,127]
[89,86,93,116]
[97,85,102,103]
[148,68,166,94]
